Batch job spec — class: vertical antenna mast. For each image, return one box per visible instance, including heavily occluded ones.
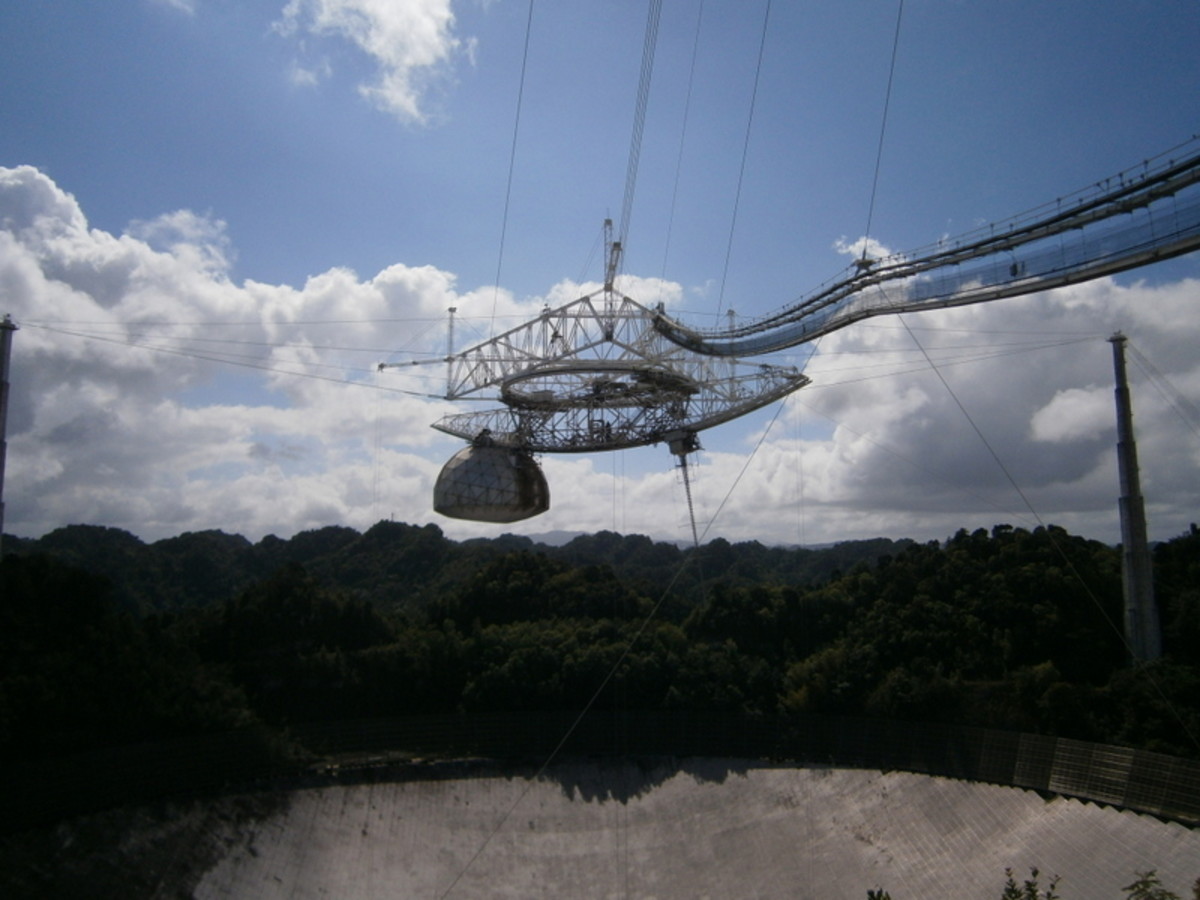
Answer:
[603,218,621,292]
[446,306,457,398]
[0,314,17,558]
[603,219,621,339]
[1109,332,1161,662]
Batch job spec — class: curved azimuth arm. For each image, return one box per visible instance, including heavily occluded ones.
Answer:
[654,137,1200,358]
[432,286,809,453]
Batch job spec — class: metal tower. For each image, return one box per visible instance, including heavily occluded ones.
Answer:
[1109,332,1161,663]
[0,314,16,558]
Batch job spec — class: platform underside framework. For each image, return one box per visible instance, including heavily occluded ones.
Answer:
[432,290,809,453]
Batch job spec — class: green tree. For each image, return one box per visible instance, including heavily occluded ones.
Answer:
[0,554,256,758]
[1122,870,1186,900]
[1001,868,1060,899]
[1156,526,1200,666]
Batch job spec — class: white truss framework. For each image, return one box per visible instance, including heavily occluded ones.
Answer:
[429,139,1200,456]
[433,288,808,453]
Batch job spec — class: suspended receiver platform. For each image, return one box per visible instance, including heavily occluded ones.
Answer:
[432,290,808,453]
[421,137,1200,523]
[427,256,808,522]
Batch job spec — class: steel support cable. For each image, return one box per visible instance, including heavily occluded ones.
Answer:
[23,323,448,399]
[617,0,664,253]
[678,453,701,548]
[1127,340,1200,438]
[715,0,772,317]
[31,322,372,373]
[790,392,1043,532]
[653,139,1200,356]
[896,312,1045,525]
[656,0,706,297]
[897,316,1156,681]
[805,332,1094,355]
[22,315,477,328]
[785,341,1107,526]
[802,335,1097,386]
[436,512,707,899]
[686,189,1200,349]
[49,325,450,377]
[442,9,668,890]
[116,332,440,357]
[574,221,606,286]
[437,406,794,900]
[861,0,905,257]
[744,336,1083,383]
[694,392,790,546]
[489,0,536,336]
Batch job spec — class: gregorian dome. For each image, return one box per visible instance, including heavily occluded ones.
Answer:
[433,442,550,523]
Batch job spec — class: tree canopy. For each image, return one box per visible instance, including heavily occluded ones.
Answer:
[2,521,1198,763]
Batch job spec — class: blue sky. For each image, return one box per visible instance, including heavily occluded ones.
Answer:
[2,0,1199,546]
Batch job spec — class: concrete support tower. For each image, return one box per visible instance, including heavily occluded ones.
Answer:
[0,314,16,558]
[1109,332,1161,662]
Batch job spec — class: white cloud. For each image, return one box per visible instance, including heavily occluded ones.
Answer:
[0,165,476,541]
[2,165,1198,547]
[276,0,466,124]
[128,209,234,275]
[1029,387,1111,444]
[683,280,1200,544]
[517,275,1200,548]
[150,0,196,15]
[834,235,895,263]
[288,58,333,87]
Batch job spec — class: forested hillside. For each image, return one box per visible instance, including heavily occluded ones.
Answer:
[2,521,1198,764]
[1,522,908,614]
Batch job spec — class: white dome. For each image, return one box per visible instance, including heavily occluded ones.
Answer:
[433,445,550,523]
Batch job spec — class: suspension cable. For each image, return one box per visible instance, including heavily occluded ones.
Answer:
[1127,340,1200,438]
[886,315,1176,689]
[716,0,772,317]
[617,0,664,257]
[657,0,706,295]
[678,453,701,548]
[489,0,537,336]
[861,0,905,259]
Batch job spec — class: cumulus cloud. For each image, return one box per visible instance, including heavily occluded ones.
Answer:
[151,0,197,15]
[275,0,468,124]
[1029,386,1112,444]
[128,209,234,275]
[288,58,333,87]
[834,235,895,263]
[680,279,1200,545]
[444,267,1200,547]
[2,164,1198,547]
[0,165,492,541]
